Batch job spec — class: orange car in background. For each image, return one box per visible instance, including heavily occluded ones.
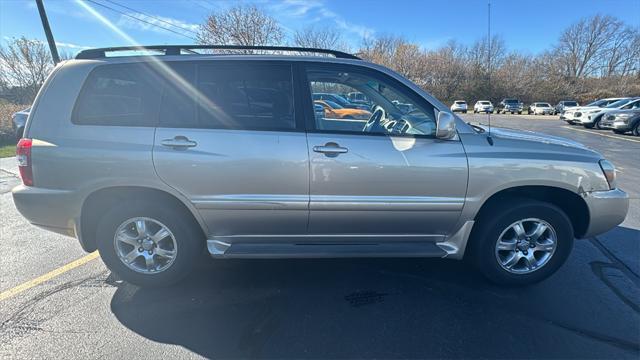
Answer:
[314,100,372,120]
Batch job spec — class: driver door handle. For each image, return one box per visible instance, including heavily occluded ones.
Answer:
[313,142,348,157]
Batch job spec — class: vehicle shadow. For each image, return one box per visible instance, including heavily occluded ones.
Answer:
[109,231,640,359]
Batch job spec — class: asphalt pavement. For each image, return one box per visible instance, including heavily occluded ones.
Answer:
[1,114,638,359]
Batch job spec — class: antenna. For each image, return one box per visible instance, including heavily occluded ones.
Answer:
[486,0,494,145]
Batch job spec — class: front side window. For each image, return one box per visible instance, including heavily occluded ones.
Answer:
[305,66,436,136]
[74,63,163,126]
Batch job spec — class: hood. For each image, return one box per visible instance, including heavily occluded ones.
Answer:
[481,126,594,152]
[569,106,599,112]
[607,108,640,116]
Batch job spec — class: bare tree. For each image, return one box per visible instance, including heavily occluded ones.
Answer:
[197,5,284,48]
[293,26,346,50]
[555,15,625,78]
[0,37,54,103]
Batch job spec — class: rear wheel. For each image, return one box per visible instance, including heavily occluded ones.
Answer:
[594,116,604,130]
[613,129,626,134]
[468,200,573,285]
[583,123,594,129]
[633,122,640,136]
[96,200,203,287]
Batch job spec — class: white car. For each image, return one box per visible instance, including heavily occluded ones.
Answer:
[473,101,494,113]
[562,97,628,124]
[450,100,468,113]
[529,102,554,115]
[578,98,640,129]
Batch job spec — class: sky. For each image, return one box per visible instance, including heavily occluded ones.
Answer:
[1,0,639,56]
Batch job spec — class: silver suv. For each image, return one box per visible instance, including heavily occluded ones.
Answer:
[13,45,629,287]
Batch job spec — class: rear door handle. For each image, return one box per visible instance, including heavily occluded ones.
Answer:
[313,142,348,157]
[161,136,197,149]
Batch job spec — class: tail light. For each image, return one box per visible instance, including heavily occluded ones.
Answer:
[16,138,33,186]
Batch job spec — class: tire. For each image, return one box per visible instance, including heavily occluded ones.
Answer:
[518,111,522,115]
[15,127,24,142]
[594,116,604,130]
[468,199,574,286]
[96,200,204,287]
[613,129,626,135]
[633,122,640,136]
[463,110,467,114]
[583,123,594,129]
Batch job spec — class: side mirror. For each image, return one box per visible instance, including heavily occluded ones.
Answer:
[436,111,457,140]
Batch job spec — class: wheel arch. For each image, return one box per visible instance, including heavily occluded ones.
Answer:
[472,185,590,239]
[79,186,207,252]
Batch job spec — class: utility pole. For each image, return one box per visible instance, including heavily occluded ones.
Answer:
[35,0,60,64]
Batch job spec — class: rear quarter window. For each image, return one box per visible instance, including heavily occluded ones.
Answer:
[72,63,163,126]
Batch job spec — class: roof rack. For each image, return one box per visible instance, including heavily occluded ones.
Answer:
[76,45,361,60]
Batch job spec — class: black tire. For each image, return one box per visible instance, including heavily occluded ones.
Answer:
[594,116,604,130]
[468,199,574,286]
[613,129,626,135]
[518,111,522,115]
[463,110,467,114]
[15,127,24,142]
[96,200,204,287]
[583,123,594,129]
[633,122,640,136]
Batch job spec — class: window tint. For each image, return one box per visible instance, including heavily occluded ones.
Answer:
[158,63,197,128]
[73,63,162,126]
[196,63,294,130]
[306,66,436,136]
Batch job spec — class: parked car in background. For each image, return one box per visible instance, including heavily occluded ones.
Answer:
[313,93,369,110]
[473,100,494,113]
[497,98,523,114]
[11,44,629,288]
[561,97,628,124]
[578,98,640,129]
[450,100,468,113]
[600,108,640,136]
[314,100,372,119]
[528,102,554,115]
[11,107,30,141]
[346,91,370,105]
[554,100,579,115]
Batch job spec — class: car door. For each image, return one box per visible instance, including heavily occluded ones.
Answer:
[300,63,468,239]
[152,60,309,238]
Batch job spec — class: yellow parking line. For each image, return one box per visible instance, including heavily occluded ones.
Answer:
[0,252,99,302]
[563,126,640,144]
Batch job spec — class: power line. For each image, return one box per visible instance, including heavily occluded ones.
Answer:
[101,0,200,36]
[83,0,199,42]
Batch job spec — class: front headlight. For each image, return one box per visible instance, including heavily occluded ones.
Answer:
[599,159,617,189]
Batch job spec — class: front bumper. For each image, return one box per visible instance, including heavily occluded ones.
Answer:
[600,120,631,130]
[582,188,629,238]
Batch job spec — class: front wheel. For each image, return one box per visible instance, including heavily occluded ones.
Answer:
[468,200,573,286]
[96,200,204,287]
[633,122,640,136]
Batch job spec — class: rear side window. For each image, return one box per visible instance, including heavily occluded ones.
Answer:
[73,63,162,126]
[195,63,295,130]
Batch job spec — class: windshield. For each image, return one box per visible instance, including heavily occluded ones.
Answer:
[504,99,519,104]
[331,94,351,106]
[322,100,343,109]
[586,99,611,107]
[480,101,491,105]
[605,99,631,108]
[455,101,466,104]
[564,101,578,106]
[540,103,551,107]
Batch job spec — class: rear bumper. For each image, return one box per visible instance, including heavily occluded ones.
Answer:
[12,184,81,239]
[582,189,629,238]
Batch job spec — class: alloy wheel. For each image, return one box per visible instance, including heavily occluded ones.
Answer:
[113,217,178,274]
[494,218,557,274]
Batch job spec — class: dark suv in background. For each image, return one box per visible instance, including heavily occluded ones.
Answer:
[497,98,523,114]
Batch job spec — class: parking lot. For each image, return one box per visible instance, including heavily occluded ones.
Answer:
[0,114,638,359]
